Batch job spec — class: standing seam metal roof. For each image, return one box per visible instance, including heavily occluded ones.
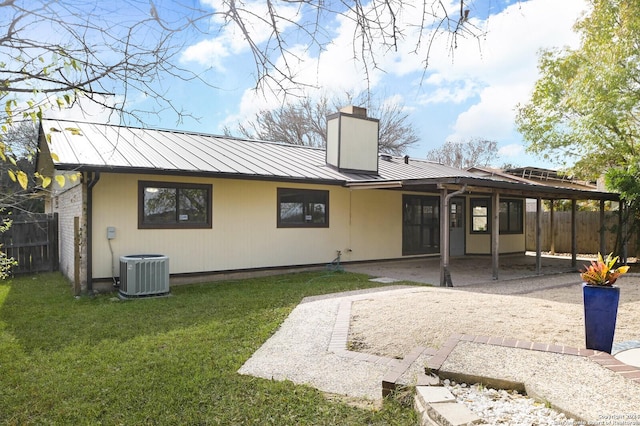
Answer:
[38,119,619,200]
[41,118,476,183]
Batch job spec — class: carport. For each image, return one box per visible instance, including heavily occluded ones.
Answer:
[398,176,621,286]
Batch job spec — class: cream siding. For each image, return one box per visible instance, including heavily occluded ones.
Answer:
[326,119,339,169]
[89,173,410,279]
[465,233,525,254]
[347,189,403,260]
[335,115,379,173]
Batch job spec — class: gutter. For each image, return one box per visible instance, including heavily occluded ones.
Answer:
[86,171,100,293]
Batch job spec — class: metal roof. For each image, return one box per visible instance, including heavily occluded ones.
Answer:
[40,119,478,183]
[38,118,618,200]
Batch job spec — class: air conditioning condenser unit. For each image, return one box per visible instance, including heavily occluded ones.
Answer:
[119,254,170,298]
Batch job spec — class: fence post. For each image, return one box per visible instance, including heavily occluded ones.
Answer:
[73,216,81,296]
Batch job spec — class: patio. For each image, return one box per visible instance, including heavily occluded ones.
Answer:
[343,252,589,287]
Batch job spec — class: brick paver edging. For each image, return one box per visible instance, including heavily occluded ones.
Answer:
[328,293,640,400]
[428,334,640,385]
[328,297,438,397]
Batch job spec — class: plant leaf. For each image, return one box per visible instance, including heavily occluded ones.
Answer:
[17,170,28,190]
[55,175,66,187]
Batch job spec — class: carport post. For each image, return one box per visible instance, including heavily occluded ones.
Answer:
[549,200,555,255]
[440,184,466,287]
[492,191,500,280]
[600,199,606,255]
[536,197,542,275]
[571,199,577,268]
[440,188,450,287]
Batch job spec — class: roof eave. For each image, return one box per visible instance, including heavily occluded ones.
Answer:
[426,176,619,200]
[51,163,347,186]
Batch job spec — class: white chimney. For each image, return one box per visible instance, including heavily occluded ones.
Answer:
[326,106,380,174]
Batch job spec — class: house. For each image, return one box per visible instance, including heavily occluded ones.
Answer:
[36,107,619,293]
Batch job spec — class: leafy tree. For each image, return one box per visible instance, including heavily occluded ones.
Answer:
[515,0,640,254]
[226,95,419,155]
[426,138,498,169]
[0,121,43,214]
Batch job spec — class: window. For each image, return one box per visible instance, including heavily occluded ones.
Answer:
[277,188,329,228]
[499,199,523,234]
[139,181,212,229]
[471,198,490,233]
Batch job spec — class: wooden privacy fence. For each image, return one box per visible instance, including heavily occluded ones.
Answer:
[525,211,636,255]
[0,213,59,274]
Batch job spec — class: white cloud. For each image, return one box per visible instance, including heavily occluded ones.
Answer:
[202,0,589,153]
[418,79,481,105]
[42,93,121,124]
[498,143,525,158]
[438,0,588,140]
[181,39,230,71]
[181,0,303,68]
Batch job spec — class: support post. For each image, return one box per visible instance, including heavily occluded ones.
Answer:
[621,200,628,263]
[536,197,542,275]
[571,199,577,269]
[492,191,500,280]
[439,185,467,287]
[440,189,449,287]
[549,200,555,255]
[600,199,606,255]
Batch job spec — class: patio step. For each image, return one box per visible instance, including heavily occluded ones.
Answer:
[414,386,482,426]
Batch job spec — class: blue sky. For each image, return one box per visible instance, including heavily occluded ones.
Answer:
[53,0,590,169]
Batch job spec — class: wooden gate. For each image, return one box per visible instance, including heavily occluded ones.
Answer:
[0,213,58,274]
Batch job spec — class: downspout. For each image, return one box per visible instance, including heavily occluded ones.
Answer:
[86,171,100,293]
[440,184,467,287]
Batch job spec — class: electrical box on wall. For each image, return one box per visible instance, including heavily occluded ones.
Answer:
[107,226,116,240]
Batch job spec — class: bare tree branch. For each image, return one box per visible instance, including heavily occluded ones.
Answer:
[227,93,419,155]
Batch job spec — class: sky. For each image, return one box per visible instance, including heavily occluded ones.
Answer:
[50,0,591,169]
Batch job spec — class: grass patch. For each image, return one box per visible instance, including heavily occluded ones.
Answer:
[0,271,418,425]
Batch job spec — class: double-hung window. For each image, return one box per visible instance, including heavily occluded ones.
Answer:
[139,181,212,229]
[471,198,490,233]
[277,188,329,228]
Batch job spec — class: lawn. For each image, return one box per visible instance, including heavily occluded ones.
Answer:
[0,271,417,425]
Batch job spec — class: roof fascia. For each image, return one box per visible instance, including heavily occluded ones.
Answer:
[52,164,348,187]
[405,177,619,200]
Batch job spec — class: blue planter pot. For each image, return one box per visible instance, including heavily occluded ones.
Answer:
[583,284,620,353]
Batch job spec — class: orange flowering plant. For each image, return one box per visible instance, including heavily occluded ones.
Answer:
[580,253,630,286]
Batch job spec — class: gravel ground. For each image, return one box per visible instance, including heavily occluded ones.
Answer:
[442,341,640,421]
[238,287,405,401]
[349,275,640,358]
[239,272,640,423]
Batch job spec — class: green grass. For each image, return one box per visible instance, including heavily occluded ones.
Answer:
[0,271,418,425]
